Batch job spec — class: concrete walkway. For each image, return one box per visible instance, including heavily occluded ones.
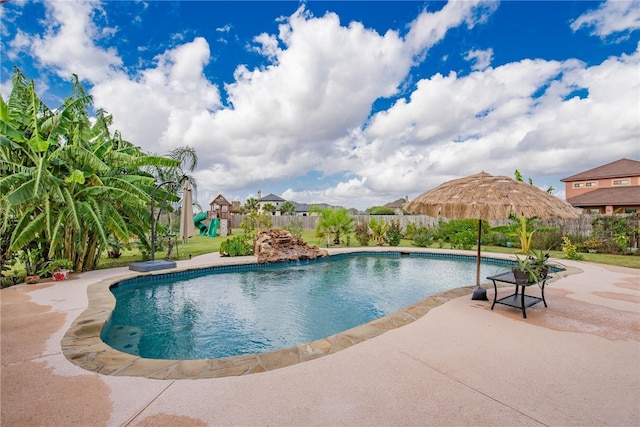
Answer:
[1,250,639,426]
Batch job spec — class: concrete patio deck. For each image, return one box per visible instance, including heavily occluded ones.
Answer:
[1,249,639,426]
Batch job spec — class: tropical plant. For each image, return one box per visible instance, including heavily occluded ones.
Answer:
[311,207,354,245]
[512,254,538,284]
[107,237,125,258]
[0,68,180,272]
[528,249,551,282]
[20,249,46,277]
[262,203,276,215]
[243,197,259,213]
[240,211,273,235]
[515,215,536,254]
[369,218,389,246]
[280,200,296,215]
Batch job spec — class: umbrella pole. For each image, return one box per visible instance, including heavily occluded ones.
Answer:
[472,219,488,301]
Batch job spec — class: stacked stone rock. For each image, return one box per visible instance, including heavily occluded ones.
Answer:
[254,229,329,263]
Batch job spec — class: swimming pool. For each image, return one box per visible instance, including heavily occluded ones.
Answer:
[103,252,513,360]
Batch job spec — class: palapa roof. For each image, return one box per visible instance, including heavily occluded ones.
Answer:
[405,172,581,220]
[567,186,640,207]
[561,158,640,182]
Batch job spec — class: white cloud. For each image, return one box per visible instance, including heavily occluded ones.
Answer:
[90,37,222,153]
[571,0,640,39]
[5,0,639,211]
[30,0,122,82]
[464,48,494,71]
[354,45,640,203]
[404,0,498,56]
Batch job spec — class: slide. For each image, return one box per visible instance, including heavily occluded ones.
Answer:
[193,213,219,237]
[193,212,209,236]
[208,218,219,237]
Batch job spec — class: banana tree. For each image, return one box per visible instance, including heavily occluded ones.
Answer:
[1,68,179,271]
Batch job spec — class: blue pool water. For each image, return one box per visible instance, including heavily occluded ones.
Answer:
[103,253,512,360]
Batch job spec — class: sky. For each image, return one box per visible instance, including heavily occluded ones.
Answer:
[1,0,639,211]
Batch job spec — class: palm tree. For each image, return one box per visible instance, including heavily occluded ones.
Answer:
[369,218,389,246]
[311,207,354,245]
[262,202,276,215]
[244,197,259,213]
[280,200,296,215]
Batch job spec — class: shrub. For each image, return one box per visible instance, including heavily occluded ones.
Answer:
[450,230,477,250]
[561,236,583,260]
[354,221,371,246]
[412,226,434,248]
[531,229,562,251]
[283,218,304,238]
[404,222,417,239]
[386,221,403,246]
[219,235,254,257]
[367,206,396,215]
[437,219,488,243]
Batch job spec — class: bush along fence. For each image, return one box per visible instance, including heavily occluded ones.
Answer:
[229,213,639,255]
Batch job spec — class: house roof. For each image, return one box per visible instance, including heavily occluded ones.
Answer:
[259,193,285,202]
[384,197,408,209]
[209,194,230,205]
[567,186,640,207]
[561,158,640,182]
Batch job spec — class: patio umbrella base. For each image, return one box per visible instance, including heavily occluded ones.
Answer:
[471,285,488,301]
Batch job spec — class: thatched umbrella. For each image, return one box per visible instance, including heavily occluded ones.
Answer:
[405,172,581,300]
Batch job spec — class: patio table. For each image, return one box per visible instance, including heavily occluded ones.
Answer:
[487,271,549,318]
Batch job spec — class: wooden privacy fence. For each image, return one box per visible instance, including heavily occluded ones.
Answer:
[230,214,594,237]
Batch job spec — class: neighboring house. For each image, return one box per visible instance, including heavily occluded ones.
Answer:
[560,158,640,215]
[259,193,286,215]
[291,202,334,216]
[384,197,409,215]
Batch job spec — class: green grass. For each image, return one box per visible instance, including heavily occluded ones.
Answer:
[297,230,640,269]
[14,228,640,273]
[97,232,236,269]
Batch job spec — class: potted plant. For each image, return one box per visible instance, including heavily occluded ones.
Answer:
[529,249,550,281]
[21,249,45,284]
[47,259,73,281]
[583,238,601,253]
[512,254,537,285]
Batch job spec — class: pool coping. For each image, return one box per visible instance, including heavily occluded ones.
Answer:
[61,248,581,380]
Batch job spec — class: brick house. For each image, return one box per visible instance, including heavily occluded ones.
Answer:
[384,197,409,215]
[560,158,640,215]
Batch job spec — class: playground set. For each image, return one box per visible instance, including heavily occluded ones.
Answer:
[194,194,238,237]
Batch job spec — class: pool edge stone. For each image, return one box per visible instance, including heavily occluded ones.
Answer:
[61,249,581,380]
